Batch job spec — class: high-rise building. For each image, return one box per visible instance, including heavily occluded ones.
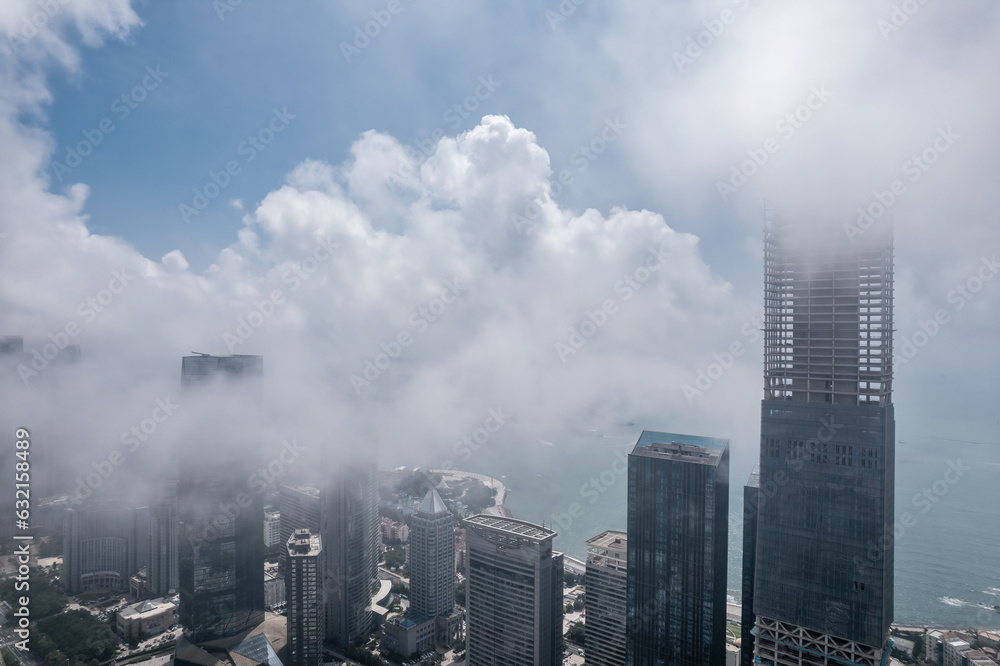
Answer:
[323,461,380,648]
[626,431,729,666]
[740,465,759,666]
[585,531,627,666]
[63,501,148,593]
[148,484,179,595]
[287,528,325,666]
[383,489,463,658]
[753,218,895,666]
[177,354,265,642]
[278,483,321,576]
[410,488,454,619]
[264,509,281,554]
[463,514,563,666]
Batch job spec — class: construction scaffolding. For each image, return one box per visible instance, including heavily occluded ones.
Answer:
[763,210,894,406]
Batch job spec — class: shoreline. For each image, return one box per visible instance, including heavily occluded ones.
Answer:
[431,469,513,518]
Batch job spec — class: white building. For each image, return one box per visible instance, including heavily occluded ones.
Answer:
[264,509,281,548]
[943,639,971,666]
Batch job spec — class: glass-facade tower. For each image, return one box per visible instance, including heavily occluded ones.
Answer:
[626,431,729,666]
[753,217,895,666]
[323,460,380,648]
[177,354,265,642]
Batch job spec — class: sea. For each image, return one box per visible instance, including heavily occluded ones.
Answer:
[460,421,1000,631]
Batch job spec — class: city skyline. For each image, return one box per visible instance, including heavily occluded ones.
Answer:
[1,0,998,664]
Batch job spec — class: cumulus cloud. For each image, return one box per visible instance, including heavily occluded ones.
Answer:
[0,1,756,505]
[2,0,995,521]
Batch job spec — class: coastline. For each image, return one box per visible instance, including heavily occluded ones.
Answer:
[431,469,513,518]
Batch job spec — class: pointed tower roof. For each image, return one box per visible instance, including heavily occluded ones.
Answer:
[418,487,448,515]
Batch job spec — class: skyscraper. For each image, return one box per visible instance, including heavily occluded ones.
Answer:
[148,480,179,595]
[740,465,759,666]
[464,514,563,666]
[626,431,729,666]
[585,531,627,666]
[279,482,321,576]
[63,500,147,594]
[753,218,895,666]
[177,354,265,642]
[410,488,455,619]
[287,528,325,666]
[323,460,380,648]
[383,488,463,658]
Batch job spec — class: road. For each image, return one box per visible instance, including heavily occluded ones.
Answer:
[0,607,41,666]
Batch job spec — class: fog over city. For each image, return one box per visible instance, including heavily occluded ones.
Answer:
[0,0,997,528]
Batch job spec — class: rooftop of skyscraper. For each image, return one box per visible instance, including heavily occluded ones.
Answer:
[632,430,728,465]
[464,514,556,544]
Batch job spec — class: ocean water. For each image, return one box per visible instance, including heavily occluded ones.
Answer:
[465,426,1000,630]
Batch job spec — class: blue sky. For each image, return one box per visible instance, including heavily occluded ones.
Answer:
[2,0,999,496]
[42,1,663,272]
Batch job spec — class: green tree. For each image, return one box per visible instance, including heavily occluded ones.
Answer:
[35,610,118,662]
[383,546,406,570]
[455,580,466,606]
[44,650,68,666]
[566,622,585,646]
[38,533,63,558]
[0,570,67,619]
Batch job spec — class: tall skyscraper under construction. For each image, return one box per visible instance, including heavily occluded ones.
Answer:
[752,215,895,666]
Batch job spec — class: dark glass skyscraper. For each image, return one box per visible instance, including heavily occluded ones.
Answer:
[740,465,759,666]
[626,431,729,666]
[323,460,380,648]
[753,218,895,666]
[177,354,265,642]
